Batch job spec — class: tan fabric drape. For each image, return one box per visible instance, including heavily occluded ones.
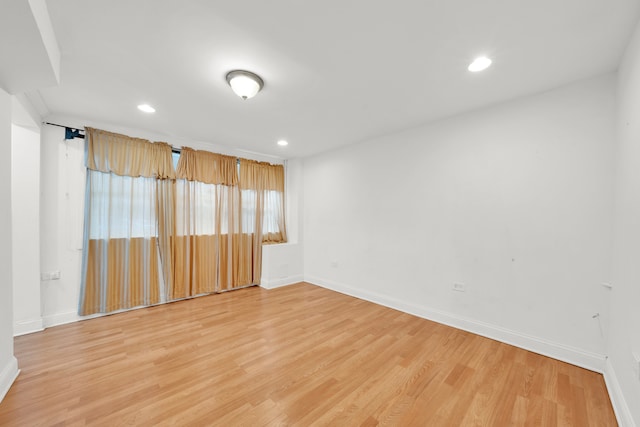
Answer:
[239,159,287,244]
[239,159,285,192]
[83,238,160,313]
[85,127,176,179]
[80,127,287,315]
[80,128,175,315]
[156,178,176,300]
[172,148,259,298]
[176,147,237,185]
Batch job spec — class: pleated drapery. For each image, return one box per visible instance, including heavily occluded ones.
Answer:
[80,128,175,315]
[176,147,238,185]
[85,127,176,179]
[79,128,287,316]
[172,147,256,298]
[239,159,287,244]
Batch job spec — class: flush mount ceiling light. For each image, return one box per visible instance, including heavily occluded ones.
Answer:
[468,56,492,72]
[277,139,288,146]
[137,104,156,113]
[226,70,264,100]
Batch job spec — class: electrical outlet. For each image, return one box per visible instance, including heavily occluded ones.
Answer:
[331,260,339,268]
[40,271,61,281]
[452,283,466,292]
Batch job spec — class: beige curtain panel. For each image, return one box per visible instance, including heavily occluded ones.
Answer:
[239,159,285,192]
[172,149,266,299]
[85,127,176,179]
[240,159,287,244]
[176,147,238,185]
[80,127,287,316]
[83,238,161,313]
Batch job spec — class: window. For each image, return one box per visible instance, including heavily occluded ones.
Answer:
[86,172,157,239]
[81,128,287,315]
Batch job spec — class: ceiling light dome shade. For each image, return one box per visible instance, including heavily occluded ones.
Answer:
[226,70,264,100]
[468,57,492,72]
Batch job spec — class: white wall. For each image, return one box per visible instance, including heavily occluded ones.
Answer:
[0,88,19,402]
[608,19,640,427]
[11,124,43,335]
[39,125,85,327]
[304,74,616,371]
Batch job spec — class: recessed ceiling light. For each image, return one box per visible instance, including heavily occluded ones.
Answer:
[277,140,288,146]
[468,57,492,72]
[137,104,156,113]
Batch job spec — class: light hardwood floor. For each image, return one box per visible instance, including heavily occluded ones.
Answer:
[0,282,616,426]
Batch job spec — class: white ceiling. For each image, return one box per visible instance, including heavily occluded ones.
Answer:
[25,0,640,158]
[0,0,59,94]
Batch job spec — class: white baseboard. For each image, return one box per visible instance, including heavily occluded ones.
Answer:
[0,356,19,403]
[305,275,607,373]
[42,282,307,328]
[604,358,636,427]
[13,317,44,336]
[261,274,304,290]
[42,310,81,328]
[43,310,104,328]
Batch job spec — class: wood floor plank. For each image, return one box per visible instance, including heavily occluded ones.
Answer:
[0,283,617,426]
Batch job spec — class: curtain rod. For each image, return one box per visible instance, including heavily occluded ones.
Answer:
[40,124,277,164]
[42,122,181,154]
[43,121,85,140]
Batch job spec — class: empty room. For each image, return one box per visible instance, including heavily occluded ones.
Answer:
[1,0,640,425]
